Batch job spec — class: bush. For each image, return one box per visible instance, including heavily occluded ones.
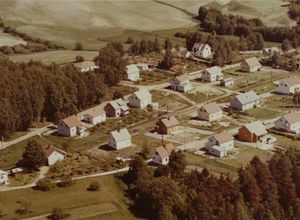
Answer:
[57,175,74,187]
[49,208,69,220]
[36,178,54,191]
[15,200,31,215]
[87,181,100,191]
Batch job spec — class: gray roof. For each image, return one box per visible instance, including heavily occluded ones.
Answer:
[132,90,152,100]
[126,64,139,74]
[244,121,267,136]
[110,128,131,142]
[235,91,259,105]
[205,66,222,76]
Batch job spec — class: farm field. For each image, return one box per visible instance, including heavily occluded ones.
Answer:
[0,30,26,47]
[0,175,135,220]
[8,50,99,64]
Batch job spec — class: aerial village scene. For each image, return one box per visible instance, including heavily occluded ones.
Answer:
[1,0,300,219]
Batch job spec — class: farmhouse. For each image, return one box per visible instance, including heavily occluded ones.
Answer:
[42,144,67,166]
[238,121,269,143]
[274,112,300,134]
[81,106,106,125]
[73,61,98,73]
[201,66,223,82]
[0,170,9,185]
[192,43,212,58]
[108,128,132,150]
[230,91,260,111]
[136,63,149,72]
[275,76,300,95]
[57,115,85,137]
[240,57,262,73]
[155,116,180,135]
[198,102,222,122]
[220,78,234,87]
[152,143,176,165]
[126,64,140,82]
[170,75,192,93]
[129,90,152,109]
[105,98,129,117]
[205,131,234,157]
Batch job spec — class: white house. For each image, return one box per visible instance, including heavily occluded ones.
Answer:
[275,76,300,95]
[126,64,140,82]
[201,66,223,82]
[205,131,234,157]
[57,115,86,137]
[136,63,149,72]
[81,106,106,126]
[240,57,262,73]
[73,61,98,73]
[0,170,9,185]
[262,47,282,56]
[108,128,132,150]
[179,48,191,59]
[170,75,193,93]
[42,144,67,166]
[275,112,300,134]
[198,102,222,122]
[230,91,260,111]
[220,78,234,87]
[192,43,212,58]
[129,90,152,109]
[152,143,176,165]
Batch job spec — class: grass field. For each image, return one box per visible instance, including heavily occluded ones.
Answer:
[0,175,135,220]
[0,30,26,47]
[8,50,99,64]
[246,107,280,119]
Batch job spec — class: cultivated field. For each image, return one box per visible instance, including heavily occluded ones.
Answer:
[0,31,26,47]
[8,50,99,64]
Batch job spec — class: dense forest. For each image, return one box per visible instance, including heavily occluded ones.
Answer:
[124,148,300,220]
[0,43,126,138]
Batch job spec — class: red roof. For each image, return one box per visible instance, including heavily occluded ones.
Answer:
[41,144,67,158]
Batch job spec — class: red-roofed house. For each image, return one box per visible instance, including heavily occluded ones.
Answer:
[198,102,222,122]
[57,115,86,137]
[275,112,300,134]
[155,116,180,135]
[275,76,300,94]
[42,144,67,166]
[152,143,176,165]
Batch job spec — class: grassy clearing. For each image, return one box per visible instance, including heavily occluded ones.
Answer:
[246,107,279,119]
[265,95,295,111]
[152,90,191,108]
[0,136,53,170]
[0,31,26,47]
[138,71,173,86]
[0,175,135,220]
[8,50,99,64]
[275,134,300,150]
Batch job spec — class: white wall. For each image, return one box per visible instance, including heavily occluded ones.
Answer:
[48,152,65,166]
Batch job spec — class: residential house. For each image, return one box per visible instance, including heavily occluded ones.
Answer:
[198,102,222,122]
[126,64,140,82]
[179,48,191,59]
[230,91,260,111]
[292,54,300,69]
[81,106,106,125]
[0,170,9,185]
[57,115,85,137]
[155,116,180,135]
[240,57,262,73]
[201,66,223,82]
[220,78,234,87]
[192,43,212,58]
[262,47,282,56]
[136,63,149,72]
[129,90,152,109]
[152,143,176,165]
[73,61,98,73]
[108,128,132,150]
[205,131,234,157]
[275,112,300,134]
[275,76,300,94]
[104,98,129,117]
[170,75,193,93]
[42,144,67,166]
[238,121,268,143]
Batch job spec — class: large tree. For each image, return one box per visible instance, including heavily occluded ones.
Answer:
[21,140,47,170]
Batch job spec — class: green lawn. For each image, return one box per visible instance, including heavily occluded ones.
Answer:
[0,175,135,220]
[246,107,280,119]
[265,95,296,111]
[0,136,54,170]
[8,50,99,65]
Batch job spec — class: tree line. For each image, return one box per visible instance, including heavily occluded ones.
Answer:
[124,148,300,220]
[197,6,300,48]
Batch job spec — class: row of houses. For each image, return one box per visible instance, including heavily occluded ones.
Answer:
[58,90,155,137]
